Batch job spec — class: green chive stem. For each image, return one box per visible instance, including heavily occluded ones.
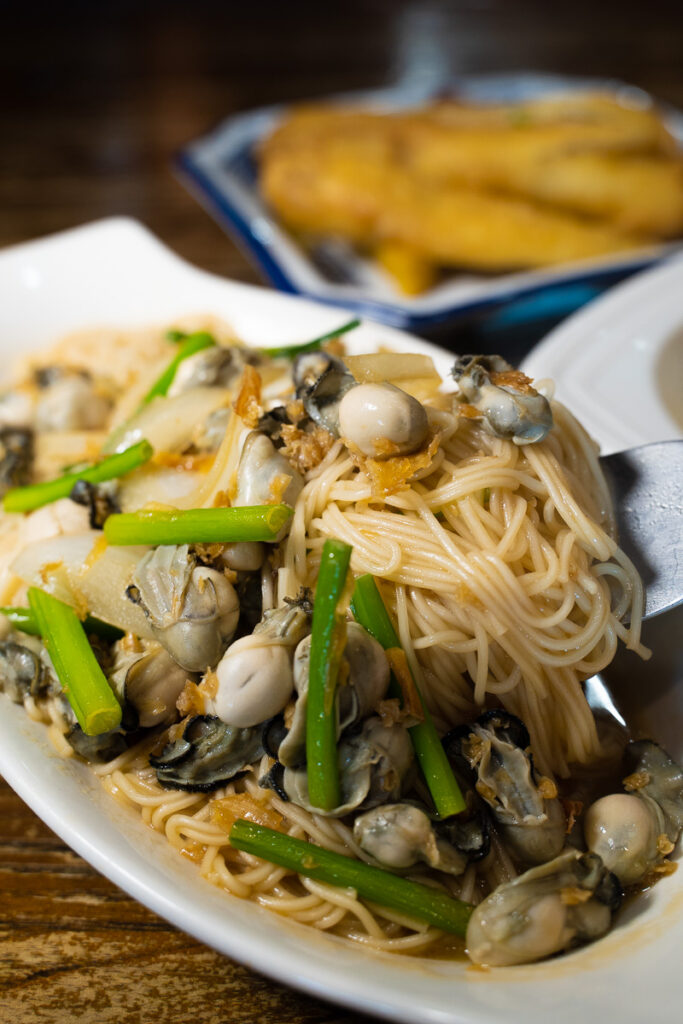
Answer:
[262,318,360,360]
[229,820,473,937]
[165,328,216,344]
[306,538,352,811]
[101,334,217,454]
[27,588,122,736]
[351,574,466,818]
[141,333,216,406]
[2,440,153,514]
[103,503,294,546]
[0,606,123,643]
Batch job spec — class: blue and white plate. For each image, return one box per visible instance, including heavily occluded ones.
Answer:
[177,73,683,331]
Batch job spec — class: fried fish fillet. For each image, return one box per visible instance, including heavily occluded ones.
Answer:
[392,101,683,235]
[263,92,676,158]
[405,92,677,151]
[503,152,683,235]
[261,147,649,271]
[258,91,682,281]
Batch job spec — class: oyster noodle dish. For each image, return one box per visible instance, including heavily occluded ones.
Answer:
[0,317,680,968]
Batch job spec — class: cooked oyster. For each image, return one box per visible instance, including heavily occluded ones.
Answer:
[584,739,683,885]
[0,426,33,496]
[444,710,565,866]
[0,637,128,760]
[109,641,189,729]
[451,354,553,445]
[258,758,288,802]
[219,541,265,572]
[466,850,622,967]
[625,739,683,836]
[0,640,48,703]
[438,806,491,864]
[354,803,486,876]
[168,345,258,396]
[206,597,312,728]
[338,383,429,459]
[279,716,413,817]
[65,723,128,763]
[128,545,239,672]
[256,405,292,448]
[233,431,303,508]
[278,622,390,769]
[34,367,112,432]
[292,351,356,435]
[150,715,263,792]
[69,479,120,530]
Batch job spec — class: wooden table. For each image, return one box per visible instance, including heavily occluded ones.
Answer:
[1,2,682,1020]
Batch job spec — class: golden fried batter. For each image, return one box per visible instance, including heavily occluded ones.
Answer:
[261,144,649,270]
[259,91,683,289]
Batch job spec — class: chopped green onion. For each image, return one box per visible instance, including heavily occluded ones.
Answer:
[229,820,473,937]
[306,538,352,811]
[2,440,153,514]
[141,332,216,406]
[351,574,466,818]
[262,318,360,360]
[27,588,122,736]
[104,503,294,546]
[165,328,194,343]
[165,329,217,345]
[0,606,123,643]
[102,333,218,454]
[351,574,401,650]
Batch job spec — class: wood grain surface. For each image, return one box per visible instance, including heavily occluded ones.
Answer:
[1,2,682,1021]
[0,775,375,1023]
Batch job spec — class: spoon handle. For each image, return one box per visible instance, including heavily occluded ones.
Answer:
[600,440,683,619]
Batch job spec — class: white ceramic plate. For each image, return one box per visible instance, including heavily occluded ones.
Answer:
[177,72,683,330]
[522,253,683,454]
[0,218,680,1024]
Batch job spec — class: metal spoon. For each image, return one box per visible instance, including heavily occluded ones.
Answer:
[600,440,683,619]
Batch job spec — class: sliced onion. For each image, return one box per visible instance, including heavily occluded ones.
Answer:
[11,531,154,638]
[192,409,249,509]
[107,387,231,455]
[344,353,439,386]
[118,465,205,513]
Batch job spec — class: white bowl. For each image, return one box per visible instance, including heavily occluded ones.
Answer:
[0,218,680,1024]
